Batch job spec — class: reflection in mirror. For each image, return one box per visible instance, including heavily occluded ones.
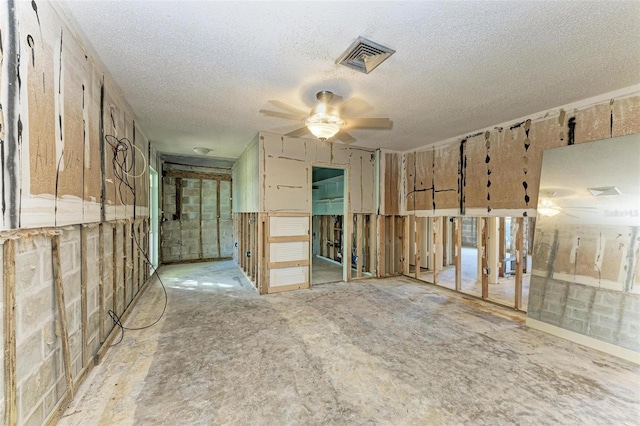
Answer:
[528,134,640,352]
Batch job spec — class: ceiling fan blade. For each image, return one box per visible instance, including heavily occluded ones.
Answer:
[340,97,373,116]
[268,100,308,116]
[336,130,356,144]
[285,127,310,138]
[259,110,306,121]
[345,117,393,129]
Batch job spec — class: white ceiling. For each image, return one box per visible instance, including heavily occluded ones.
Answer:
[58,1,640,160]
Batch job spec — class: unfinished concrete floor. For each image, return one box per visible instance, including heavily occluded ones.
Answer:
[59,261,640,425]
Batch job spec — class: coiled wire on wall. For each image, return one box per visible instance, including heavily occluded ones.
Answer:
[105,134,168,346]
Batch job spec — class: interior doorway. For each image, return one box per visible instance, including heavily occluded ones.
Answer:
[311,166,346,285]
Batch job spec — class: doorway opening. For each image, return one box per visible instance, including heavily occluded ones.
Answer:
[311,166,346,285]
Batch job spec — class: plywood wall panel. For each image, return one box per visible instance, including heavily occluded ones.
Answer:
[402,94,639,217]
[612,96,640,138]
[433,146,459,211]
[461,133,486,210]
[58,34,87,201]
[7,1,148,230]
[27,32,57,199]
[260,132,376,214]
[574,102,611,144]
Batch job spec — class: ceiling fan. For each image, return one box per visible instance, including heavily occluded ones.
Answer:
[260,91,392,143]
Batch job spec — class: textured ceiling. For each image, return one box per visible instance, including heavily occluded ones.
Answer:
[58,1,640,159]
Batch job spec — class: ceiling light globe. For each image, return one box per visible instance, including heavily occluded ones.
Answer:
[307,122,340,141]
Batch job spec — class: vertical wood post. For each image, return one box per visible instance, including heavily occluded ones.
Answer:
[499,217,506,277]
[389,216,396,275]
[454,217,462,292]
[4,240,17,426]
[98,224,105,343]
[414,216,421,280]
[356,214,363,278]
[378,216,386,277]
[80,226,88,368]
[112,225,118,316]
[515,217,524,310]
[52,235,74,398]
[433,216,441,284]
[481,217,489,299]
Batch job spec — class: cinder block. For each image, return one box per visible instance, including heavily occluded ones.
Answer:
[18,287,54,341]
[561,317,587,334]
[22,403,44,426]
[18,356,55,422]
[588,324,615,342]
[17,330,43,380]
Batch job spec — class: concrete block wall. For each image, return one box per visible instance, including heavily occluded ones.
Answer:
[160,171,233,262]
[461,217,477,247]
[1,219,149,426]
[528,276,640,352]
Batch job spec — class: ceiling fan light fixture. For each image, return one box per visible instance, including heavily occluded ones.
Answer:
[538,199,561,217]
[306,121,341,141]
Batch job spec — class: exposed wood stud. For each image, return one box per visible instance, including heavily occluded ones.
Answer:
[356,214,363,278]
[454,217,462,292]
[80,226,89,368]
[515,217,524,310]
[433,216,440,285]
[481,217,489,299]
[389,216,396,276]
[378,216,386,277]
[4,239,17,426]
[414,216,421,280]
[52,235,74,399]
[499,217,506,277]
[98,224,105,343]
[112,225,118,317]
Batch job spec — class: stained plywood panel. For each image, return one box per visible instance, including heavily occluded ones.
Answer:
[27,29,57,199]
[384,153,400,215]
[58,34,87,201]
[612,96,640,138]
[405,152,416,212]
[574,103,611,144]
[84,63,103,216]
[462,133,486,210]
[433,146,459,211]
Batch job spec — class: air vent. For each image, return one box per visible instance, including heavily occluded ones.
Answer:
[336,36,395,74]
[587,186,621,196]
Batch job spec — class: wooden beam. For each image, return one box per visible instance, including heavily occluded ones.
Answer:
[356,214,363,278]
[499,217,506,277]
[319,215,325,258]
[268,259,310,269]
[199,180,204,259]
[344,213,353,282]
[454,217,462,292]
[112,225,118,316]
[515,217,524,310]
[442,216,449,267]
[481,217,489,299]
[98,224,105,343]
[124,222,129,309]
[268,235,310,243]
[216,180,222,259]
[80,226,89,368]
[403,216,410,275]
[262,214,270,294]
[164,169,232,181]
[378,215,386,277]
[414,216,421,280]
[433,216,441,285]
[389,216,396,275]
[52,235,74,398]
[4,240,17,426]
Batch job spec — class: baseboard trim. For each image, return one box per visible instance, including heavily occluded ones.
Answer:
[526,317,640,364]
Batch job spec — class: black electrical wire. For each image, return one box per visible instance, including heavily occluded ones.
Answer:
[105,134,168,346]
